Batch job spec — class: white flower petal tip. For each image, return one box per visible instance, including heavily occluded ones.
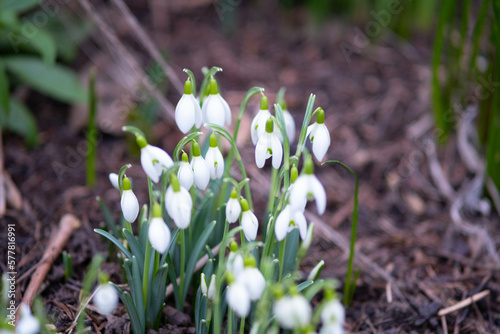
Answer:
[121,189,139,223]
[140,145,174,183]
[251,109,271,145]
[148,217,171,253]
[240,267,266,300]
[16,304,40,334]
[307,109,331,161]
[93,284,119,315]
[290,174,326,215]
[191,156,210,190]
[166,186,192,229]
[227,253,244,279]
[207,274,216,300]
[226,281,250,318]
[109,173,119,190]
[255,119,283,169]
[274,295,312,330]
[307,259,325,281]
[178,161,194,189]
[320,300,345,334]
[241,211,258,241]
[205,146,224,179]
[202,93,231,127]
[275,205,307,242]
[175,94,202,133]
[283,110,296,143]
[226,196,241,223]
[201,273,208,295]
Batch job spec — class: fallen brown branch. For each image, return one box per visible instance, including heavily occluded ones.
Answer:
[438,290,490,317]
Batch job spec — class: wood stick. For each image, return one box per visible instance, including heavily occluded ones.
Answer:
[17,214,81,319]
[437,290,490,317]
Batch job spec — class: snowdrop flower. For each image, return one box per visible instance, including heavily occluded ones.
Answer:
[240,198,258,241]
[190,141,210,190]
[201,273,208,296]
[205,134,224,179]
[227,251,244,279]
[226,278,250,318]
[320,300,344,334]
[178,152,194,189]
[16,304,40,334]
[165,174,192,229]
[109,173,119,190]
[289,157,326,215]
[148,203,171,253]
[282,102,296,143]
[175,78,202,133]
[137,136,174,183]
[255,117,283,169]
[201,273,216,300]
[275,204,307,241]
[307,259,324,281]
[251,95,272,145]
[93,283,119,315]
[239,262,266,301]
[274,295,312,330]
[306,108,330,161]
[202,76,231,127]
[121,176,139,223]
[225,188,241,223]
[287,165,307,212]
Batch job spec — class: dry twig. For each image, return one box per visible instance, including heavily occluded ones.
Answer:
[438,290,490,317]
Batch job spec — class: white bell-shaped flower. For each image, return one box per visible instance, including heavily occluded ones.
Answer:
[225,188,241,223]
[201,273,208,296]
[226,278,250,318]
[274,295,312,330]
[148,203,171,253]
[283,106,296,143]
[202,76,231,127]
[121,176,139,223]
[239,266,266,301]
[16,304,40,334]
[251,95,272,145]
[255,117,283,169]
[227,252,244,279]
[307,260,324,281]
[137,136,174,183]
[190,141,210,190]
[289,157,326,215]
[178,152,194,189]
[165,174,192,229]
[175,78,202,133]
[205,134,224,179]
[275,204,307,242]
[306,108,330,161]
[109,173,119,190]
[93,283,119,315]
[240,198,258,241]
[320,300,345,334]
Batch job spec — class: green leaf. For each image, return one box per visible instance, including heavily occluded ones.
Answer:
[0,61,9,115]
[0,0,40,13]
[110,285,144,334]
[123,229,145,272]
[96,197,119,237]
[131,256,145,329]
[3,56,86,103]
[94,228,133,259]
[297,280,314,292]
[1,98,37,146]
[173,132,203,161]
[148,264,168,327]
[4,28,56,65]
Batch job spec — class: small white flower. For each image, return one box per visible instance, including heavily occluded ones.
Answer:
[275,205,307,242]
[109,173,119,190]
[240,198,258,241]
[227,252,244,279]
[175,78,202,133]
[207,274,216,300]
[289,158,326,215]
[16,304,40,334]
[178,152,194,189]
[165,175,192,229]
[190,141,210,190]
[205,134,224,179]
[300,223,315,252]
[148,217,171,254]
[306,108,330,161]
[274,295,312,330]
[283,109,296,143]
[121,176,139,223]
[93,284,119,315]
[320,300,345,334]
[239,267,266,301]
[137,137,174,183]
[202,77,231,127]
[201,273,208,296]
[225,189,242,223]
[226,280,250,318]
[251,96,272,145]
[255,117,283,169]
[307,260,324,281]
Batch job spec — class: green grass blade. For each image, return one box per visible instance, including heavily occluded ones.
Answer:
[86,68,97,187]
[94,228,132,259]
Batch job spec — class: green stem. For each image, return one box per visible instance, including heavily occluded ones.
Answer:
[294,94,316,160]
[266,168,278,213]
[142,240,152,308]
[278,237,287,281]
[179,228,186,306]
[239,317,245,334]
[147,176,154,221]
[86,68,97,187]
[228,308,234,334]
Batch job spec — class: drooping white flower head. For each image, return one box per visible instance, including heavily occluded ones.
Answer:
[202,76,231,127]
[282,104,296,143]
[275,204,307,242]
[190,141,210,190]
[320,300,345,334]
[307,259,324,281]
[109,173,119,190]
[274,295,312,330]
[289,157,326,215]
[137,136,174,183]
[226,188,242,223]
[121,176,139,223]
[205,134,224,179]
[175,78,202,133]
[251,95,272,145]
[300,223,315,253]
[16,304,40,334]
[226,279,250,318]
[200,272,208,296]
[93,283,119,315]
[178,152,194,190]
[240,198,258,241]
[165,174,192,229]
[207,274,216,300]
[148,203,171,253]
[227,251,244,279]
[239,265,266,301]
[306,108,330,162]
[255,117,283,169]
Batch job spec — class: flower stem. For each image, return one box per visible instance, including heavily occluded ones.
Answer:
[179,228,186,305]
[142,240,151,308]
[239,317,245,334]
[278,237,287,281]
[227,308,234,334]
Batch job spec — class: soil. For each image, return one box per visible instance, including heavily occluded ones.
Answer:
[2,1,500,333]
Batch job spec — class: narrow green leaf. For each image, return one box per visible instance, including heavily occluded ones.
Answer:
[297,280,314,292]
[123,229,145,272]
[110,285,144,334]
[149,264,168,326]
[96,197,119,237]
[0,61,9,115]
[94,228,132,259]
[0,0,40,12]
[86,68,97,187]
[131,256,145,329]
[166,253,181,310]
[3,98,37,146]
[173,132,203,161]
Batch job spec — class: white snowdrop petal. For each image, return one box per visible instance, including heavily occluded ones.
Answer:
[207,274,216,300]
[289,177,308,213]
[147,145,174,169]
[307,260,324,281]
[217,93,232,126]
[205,147,224,179]
[93,284,119,315]
[121,189,139,223]
[283,110,296,142]
[306,123,316,140]
[165,186,174,217]
[226,198,241,223]
[320,300,345,334]
[255,135,269,168]
[275,206,291,242]
[148,217,171,253]
[201,273,208,295]
[178,162,194,189]
[141,147,160,182]
[240,267,266,300]
[293,210,308,240]
[109,173,119,189]
[271,135,283,169]
[251,109,271,145]
[312,124,331,161]
[170,188,192,229]
[226,282,250,318]
[204,96,226,127]
[191,157,210,190]
[16,304,40,334]
[227,253,244,279]
[310,175,327,215]
[241,211,258,241]
[175,94,197,133]
[274,296,312,330]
